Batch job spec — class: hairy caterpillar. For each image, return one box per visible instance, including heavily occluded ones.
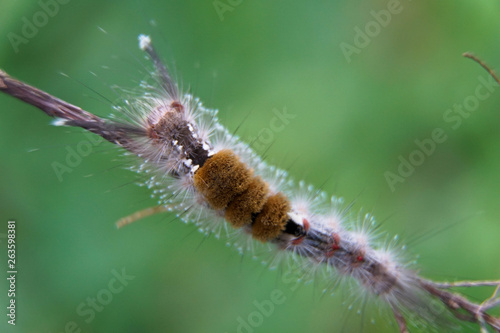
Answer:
[1,34,499,333]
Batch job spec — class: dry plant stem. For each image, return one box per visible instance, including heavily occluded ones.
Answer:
[116,206,169,228]
[460,53,500,332]
[0,69,101,123]
[483,285,500,310]
[433,280,500,289]
[463,52,500,85]
[420,279,500,332]
[487,298,500,312]
[0,69,138,150]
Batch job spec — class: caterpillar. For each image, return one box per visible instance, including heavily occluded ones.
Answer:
[1,35,499,333]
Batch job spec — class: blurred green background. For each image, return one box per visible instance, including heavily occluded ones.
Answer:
[1,1,500,332]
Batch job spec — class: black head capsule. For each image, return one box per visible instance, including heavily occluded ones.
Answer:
[284,219,306,238]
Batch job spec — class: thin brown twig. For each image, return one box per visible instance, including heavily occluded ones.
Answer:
[482,284,500,311]
[463,52,500,85]
[478,284,500,333]
[433,280,500,289]
[0,69,139,151]
[0,69,101,123]
[116,205,169,228]
[485,298,500,312]
[425,278,500,331]
[479,317,489,333]
[420,279,500,332]
[459,51,500,332]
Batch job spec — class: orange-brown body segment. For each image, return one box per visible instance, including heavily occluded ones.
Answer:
[193,149,290,241]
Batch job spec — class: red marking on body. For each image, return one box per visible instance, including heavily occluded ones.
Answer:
[148,127,159,140]
[332,232,341,250]
[327,243,340,257]
[171,101,184,112]
[326,232,341,257]
[302,218,310,232]
[357,255,364,262]
[332,232,340,245]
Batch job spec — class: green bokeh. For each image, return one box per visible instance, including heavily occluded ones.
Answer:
[1,1,500,332]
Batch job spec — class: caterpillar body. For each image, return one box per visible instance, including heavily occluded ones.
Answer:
[118,35,437,329]
[1,34,499,333]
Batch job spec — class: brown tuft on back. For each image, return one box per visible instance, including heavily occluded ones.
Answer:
[193,149,252,210]
[252,193,291,242]
[225,176,269,228]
